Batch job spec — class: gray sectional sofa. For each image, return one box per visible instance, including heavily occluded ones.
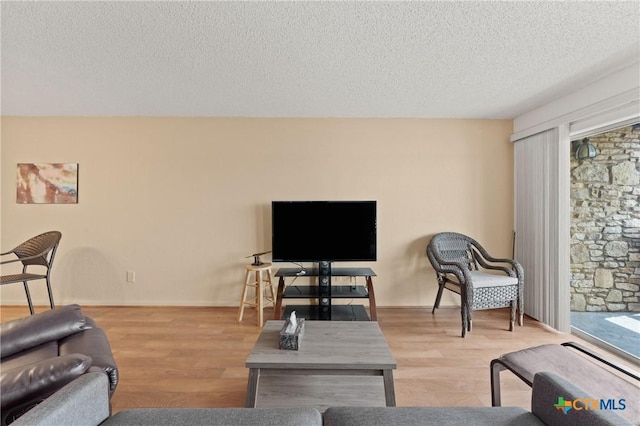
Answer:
[14,370,632,425]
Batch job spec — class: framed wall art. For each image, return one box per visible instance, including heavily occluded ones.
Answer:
[16,163,79,204]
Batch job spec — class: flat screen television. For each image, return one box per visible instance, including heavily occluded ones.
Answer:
[271,201,377,262]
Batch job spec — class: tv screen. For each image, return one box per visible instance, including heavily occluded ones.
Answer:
[271,201,377,262]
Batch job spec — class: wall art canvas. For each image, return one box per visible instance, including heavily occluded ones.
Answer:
[16,163,78,204]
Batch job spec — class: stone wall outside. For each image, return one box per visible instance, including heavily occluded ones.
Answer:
[570,124,640,312]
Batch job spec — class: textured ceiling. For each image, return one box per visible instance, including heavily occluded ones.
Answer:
[1,1,639,118]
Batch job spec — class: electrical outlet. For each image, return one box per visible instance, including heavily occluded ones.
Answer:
[126,271,136,283]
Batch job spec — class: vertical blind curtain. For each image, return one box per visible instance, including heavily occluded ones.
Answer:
[514,128,571,332]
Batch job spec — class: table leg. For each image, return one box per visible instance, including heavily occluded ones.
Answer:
[238,269,252,322]
[382,369,396,406]
[245,368,259,407]
[256,271,264,327]
[366,276,377,321]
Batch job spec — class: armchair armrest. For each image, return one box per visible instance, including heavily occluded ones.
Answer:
[476,253,517,265]
[428,258,468,282]
[0,354,92,410]
[0,253,48,265]
[473,256,514,276]
[472,247,523,278]
[0,305,90,358]
[60,326,119,394]
[468,241,511,264]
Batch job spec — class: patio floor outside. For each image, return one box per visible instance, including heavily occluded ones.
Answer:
[571,311,640,363]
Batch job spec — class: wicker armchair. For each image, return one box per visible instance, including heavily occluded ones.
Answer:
[426,232,523,337]
[0,231,61,315]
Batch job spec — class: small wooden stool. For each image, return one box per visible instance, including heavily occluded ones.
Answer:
[237,263,276,327]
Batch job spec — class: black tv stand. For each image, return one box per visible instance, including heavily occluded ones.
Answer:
[274,265,377,321]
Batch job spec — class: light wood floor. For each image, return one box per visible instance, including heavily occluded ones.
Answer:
[1,305,637,414]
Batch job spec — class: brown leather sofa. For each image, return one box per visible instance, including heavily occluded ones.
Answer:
[0,304,118,425]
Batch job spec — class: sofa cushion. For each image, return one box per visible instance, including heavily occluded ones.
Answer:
[0,353,92,409]
[323,406,543,426]
[103,407,323,426]
[0,305,89,358]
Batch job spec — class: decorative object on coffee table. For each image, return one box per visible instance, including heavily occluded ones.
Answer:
[279,311,305,350]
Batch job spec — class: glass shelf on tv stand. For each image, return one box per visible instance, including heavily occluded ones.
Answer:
[282,304,370,321]
[274,267,377,321]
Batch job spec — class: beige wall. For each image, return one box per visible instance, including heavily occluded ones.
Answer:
[1,117,513,308]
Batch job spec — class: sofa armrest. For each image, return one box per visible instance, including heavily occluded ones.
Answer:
[0,305,90,358]
[12,372,110,426]
[531,372,633,426]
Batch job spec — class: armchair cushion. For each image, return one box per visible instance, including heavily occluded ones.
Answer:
[469,271,518,288]
[0,354,92,409]
[0,305,89,358]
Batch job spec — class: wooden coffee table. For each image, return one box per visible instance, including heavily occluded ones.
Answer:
[245,320,397,411]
